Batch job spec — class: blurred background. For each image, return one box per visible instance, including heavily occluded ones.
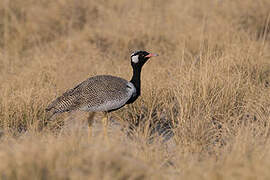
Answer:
[0,0,270,179]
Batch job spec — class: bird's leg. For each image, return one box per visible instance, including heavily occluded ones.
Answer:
[87,112,96,140]
[102,112,109,142]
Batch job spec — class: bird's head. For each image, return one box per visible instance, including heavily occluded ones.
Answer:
[130,50,158,68]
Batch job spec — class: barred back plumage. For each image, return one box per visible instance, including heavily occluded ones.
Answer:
[45,51,158,120]
[46,75,136,119]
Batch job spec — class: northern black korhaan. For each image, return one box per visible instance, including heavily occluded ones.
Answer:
[46,50,158,138]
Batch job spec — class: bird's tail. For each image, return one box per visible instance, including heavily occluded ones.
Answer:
[45,92,78,120]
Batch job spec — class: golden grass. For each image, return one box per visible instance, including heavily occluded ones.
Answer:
[0,0,270,179]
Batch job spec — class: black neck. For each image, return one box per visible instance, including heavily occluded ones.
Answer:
[130,66,142,95]
[127,66,142,104]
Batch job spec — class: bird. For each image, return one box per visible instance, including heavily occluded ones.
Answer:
[45,50,158,139]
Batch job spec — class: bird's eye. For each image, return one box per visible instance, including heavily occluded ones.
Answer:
[131,55,139,63]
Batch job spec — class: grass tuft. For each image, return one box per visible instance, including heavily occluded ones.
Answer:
[0,0,270,179]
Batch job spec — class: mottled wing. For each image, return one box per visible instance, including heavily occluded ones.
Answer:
[78,75,135,111]
[45,83,84,113]
[46,75,135,117]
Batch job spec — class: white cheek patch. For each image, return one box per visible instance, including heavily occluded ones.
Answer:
[131,55,139,63]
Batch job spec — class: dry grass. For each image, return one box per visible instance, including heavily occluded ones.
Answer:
[0,0,270,179]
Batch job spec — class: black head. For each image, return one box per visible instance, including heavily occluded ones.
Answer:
[130,50,158,68]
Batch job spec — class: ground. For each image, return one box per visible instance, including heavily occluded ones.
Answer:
[0,0,270,179]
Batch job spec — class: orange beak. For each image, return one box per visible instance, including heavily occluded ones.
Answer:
[145,53,158,58]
